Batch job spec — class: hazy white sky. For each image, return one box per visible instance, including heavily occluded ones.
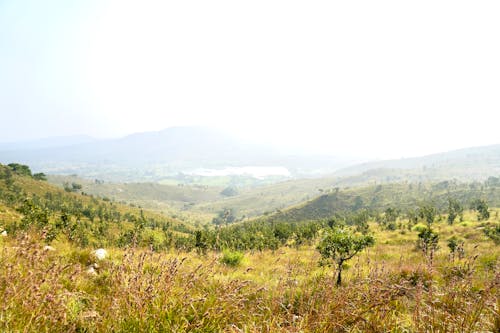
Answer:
[1,0,499,158]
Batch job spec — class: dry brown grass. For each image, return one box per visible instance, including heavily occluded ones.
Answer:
[0,230,498,332]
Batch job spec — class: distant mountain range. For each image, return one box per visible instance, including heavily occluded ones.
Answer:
[1,127,499,185]
[335,144,500,182]
[0,127,353,182]
[0,135,96,151]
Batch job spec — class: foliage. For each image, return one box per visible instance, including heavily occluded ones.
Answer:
[220,249,244,267]
[483,223,500,244]
[33,172,47,181]
[470,198,490,221]
[447,197,463,224]
[418,204,437,226]
[211,208,236,226]
[0,164,189,249]
[1,162,500,331]
[64,182,83,193]
[317,227,374,285]
[446,236,459,253]
[416,227,439,260]
[7,163,32,177]
[1,229,497,333]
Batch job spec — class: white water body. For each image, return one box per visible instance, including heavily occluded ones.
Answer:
[186,166,291,179]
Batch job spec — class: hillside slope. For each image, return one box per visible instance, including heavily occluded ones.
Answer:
[336,144,500,181]
[262,180,500,223]
[0,163,193,248]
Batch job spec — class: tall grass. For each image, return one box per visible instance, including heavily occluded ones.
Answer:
[0,231,498,332]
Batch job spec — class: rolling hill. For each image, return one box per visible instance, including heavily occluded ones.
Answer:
[261,179,500,223]
[335,144,500,181]
[0,163,193,248]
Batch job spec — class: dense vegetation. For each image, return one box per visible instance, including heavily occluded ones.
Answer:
[1,212,498,332]
[0,164,193,249]
[263,179,500,223]
[4,163,500,253]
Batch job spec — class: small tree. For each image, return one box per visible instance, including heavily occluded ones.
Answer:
[419,204,437,227]
[447,198,463,224]
[7,163,32,177]
[417,227,439,263]
[63,182,83,193]
[71,183,83,192]
[317,227,374,286]
[470,199,490,221]
[446,236,459,254]
[33,172,47,181]
[194,230,208,254]
[212,208,236,226]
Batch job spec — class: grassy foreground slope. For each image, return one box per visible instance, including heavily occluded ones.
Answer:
[0,210,498,332]
[1,163,499,331]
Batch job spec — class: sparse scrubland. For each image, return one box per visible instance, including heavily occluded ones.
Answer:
[0,163,499,332]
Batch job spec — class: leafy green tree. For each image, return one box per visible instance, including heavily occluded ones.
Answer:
[212,208,236,226]
[447,198,463,224]
[7,163,32,177]
[71,183,83,192]
[417,227,439,262]
[33,173,47,181]
[483,224,500,244]
[470,199,490,221]
[406,209,419,226]
[419,204,437,227]
[317,227,374,286]
[63,182,83,193]
[446,236,459,254]
[384,207,399,223]
[194,230,208,254]
[0,167,14,187]
[349,210,370,234]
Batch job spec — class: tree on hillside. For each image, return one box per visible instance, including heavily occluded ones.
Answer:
[212,208,236,226]
[381,207,400,230]
[419,204,437,227]
[317,227,374,286]
[7,163,32,177]
[447,198,463,224]
[470,199,490,221]
[417,227,439,263]
[63,182,83,193]
[33,173,47,181]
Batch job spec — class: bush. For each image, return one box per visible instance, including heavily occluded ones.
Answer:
[412,223,427,233]
[220,250,244,267]
[483,224,500,244]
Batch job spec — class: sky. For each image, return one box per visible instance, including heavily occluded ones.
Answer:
[0,0,499,159]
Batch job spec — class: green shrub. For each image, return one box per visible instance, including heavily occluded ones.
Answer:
[412,223,427,233]
[483,224,500,244]
[479,254,498,271]
[69,248,93,266]
[220,250,244,267]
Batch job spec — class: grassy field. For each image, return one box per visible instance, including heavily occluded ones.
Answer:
[1,211,498,332]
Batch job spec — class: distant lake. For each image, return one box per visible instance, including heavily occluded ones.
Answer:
[186,166,291,179]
